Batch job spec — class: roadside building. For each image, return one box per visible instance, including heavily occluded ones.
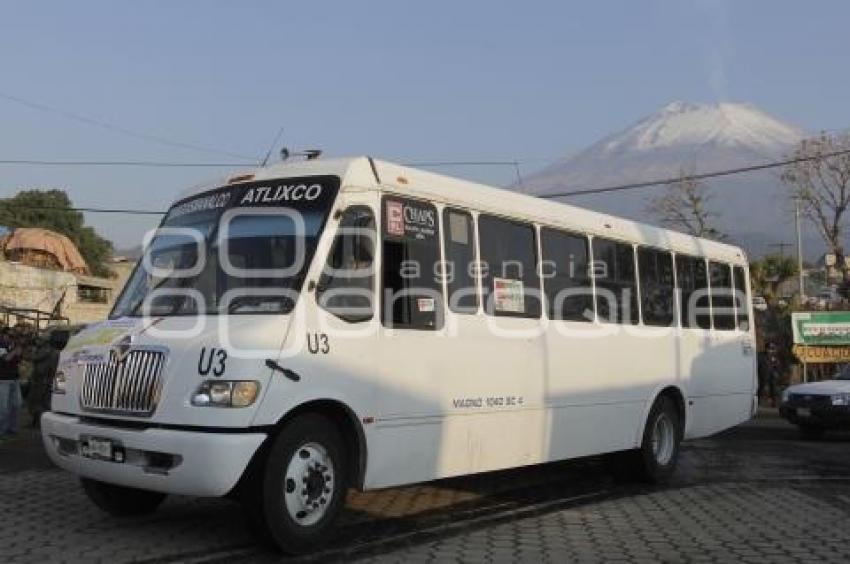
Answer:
[0,228,130,327]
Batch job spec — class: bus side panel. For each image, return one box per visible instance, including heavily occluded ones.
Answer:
[365,409,541,490]
[366,316,546,489]
[543,325,676,460]
[682,329,755,438]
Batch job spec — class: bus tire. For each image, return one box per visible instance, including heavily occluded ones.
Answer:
[80,478,167,517]
[630,395,682,484]
[252,413,348,554]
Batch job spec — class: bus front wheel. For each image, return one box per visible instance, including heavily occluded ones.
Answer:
[245,413,348,554]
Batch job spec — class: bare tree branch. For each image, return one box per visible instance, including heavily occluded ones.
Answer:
[782,132,850,277]
[646,166,727,241]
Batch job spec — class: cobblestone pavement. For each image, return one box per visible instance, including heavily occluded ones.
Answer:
[1,411,849,563]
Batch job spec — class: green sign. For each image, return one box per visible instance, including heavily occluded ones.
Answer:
[792,312,850,345]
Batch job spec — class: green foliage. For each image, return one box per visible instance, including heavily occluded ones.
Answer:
[749,254,798,297]
[0,189,113,277]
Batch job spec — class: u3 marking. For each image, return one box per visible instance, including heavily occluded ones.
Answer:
[198,347,227,376]
[307,333,330,355]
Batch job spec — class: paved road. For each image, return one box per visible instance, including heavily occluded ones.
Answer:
[1,411,849,563]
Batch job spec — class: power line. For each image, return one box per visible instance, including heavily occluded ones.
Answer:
[4,148,846,182]
[404,160,529,167]
[0,159,254,168]
[0,203,165,216]
[540,148,850,199]
[0,158,545,168]
[0,90,255,160]
[3,147,850,217]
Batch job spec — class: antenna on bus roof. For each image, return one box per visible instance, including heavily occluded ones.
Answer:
[259,125,286,167]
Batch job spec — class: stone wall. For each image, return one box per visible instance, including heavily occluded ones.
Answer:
[0,262,77,312]
[0,261,130,326]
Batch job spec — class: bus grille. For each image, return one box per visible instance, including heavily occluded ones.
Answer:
[80,350,165,416]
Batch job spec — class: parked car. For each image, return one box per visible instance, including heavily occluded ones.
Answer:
[752,296,768,311]
[780,365,850,439]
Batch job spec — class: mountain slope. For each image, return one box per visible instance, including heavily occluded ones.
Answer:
[521,102,810,256]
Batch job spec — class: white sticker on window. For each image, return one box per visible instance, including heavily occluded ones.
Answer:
[493,277,525,313]
[449,213,469,245]
[417,297,435,312]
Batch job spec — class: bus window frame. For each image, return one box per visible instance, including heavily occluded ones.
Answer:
[539,225,594,323]
[636,245,676,328]
[380,194,445,331]
[316,204,377,324]
[441,206,481,315]
[590,235,640,325]
[476,212,543,319]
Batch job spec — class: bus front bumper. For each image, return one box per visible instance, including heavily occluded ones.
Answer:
[41,411,266,497]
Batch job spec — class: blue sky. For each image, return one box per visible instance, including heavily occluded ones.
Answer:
[1,0,848,248]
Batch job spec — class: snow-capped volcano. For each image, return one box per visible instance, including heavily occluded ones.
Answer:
[599,101,804,155]
[522,101,809,256]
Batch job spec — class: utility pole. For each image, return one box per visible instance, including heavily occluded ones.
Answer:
[795,196,807,383]
[795,197,805,301]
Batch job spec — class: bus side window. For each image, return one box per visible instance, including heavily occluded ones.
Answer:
[676,255,711,329]
[443,208,479,314]
[710,261,736,331]
[592,238,638,324]
[638,247,675,327]
[478,215,541,318]
[381,197,444,330]
[316,206,376,323]
[732,265,751,331]
[541,227,593,322]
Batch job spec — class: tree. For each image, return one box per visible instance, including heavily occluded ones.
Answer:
[749,254,798,298]
[646,168,726,240]
[781,132,850,279]
[0,189,114,277]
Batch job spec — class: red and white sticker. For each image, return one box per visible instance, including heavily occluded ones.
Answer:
[493,278,525,313]
[417,298,435,312]
[387,200,405,236]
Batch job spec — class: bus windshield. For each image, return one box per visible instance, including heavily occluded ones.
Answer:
[111,176,340,318]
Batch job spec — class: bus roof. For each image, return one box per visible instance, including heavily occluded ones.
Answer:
[176,156,747,265]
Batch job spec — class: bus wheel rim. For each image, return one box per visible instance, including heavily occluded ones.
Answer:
[651,413,675,466]
[283,442,335,527]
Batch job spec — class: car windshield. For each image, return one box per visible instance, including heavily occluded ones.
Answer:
[111,176,339,317]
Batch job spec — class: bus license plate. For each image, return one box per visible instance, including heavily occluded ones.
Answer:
[796,407,811,418]
[85,438,114,460]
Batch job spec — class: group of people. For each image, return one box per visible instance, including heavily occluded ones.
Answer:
[0,324,65,439]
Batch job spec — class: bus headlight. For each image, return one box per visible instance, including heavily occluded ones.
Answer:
[191,380,260,408]
[53,371,67,394]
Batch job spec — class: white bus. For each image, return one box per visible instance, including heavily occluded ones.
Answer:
[42,156,756,553]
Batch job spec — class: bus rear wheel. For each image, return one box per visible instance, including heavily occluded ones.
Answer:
[617,396,682,484]
[80,478,167,517]
[245,413,348,554]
